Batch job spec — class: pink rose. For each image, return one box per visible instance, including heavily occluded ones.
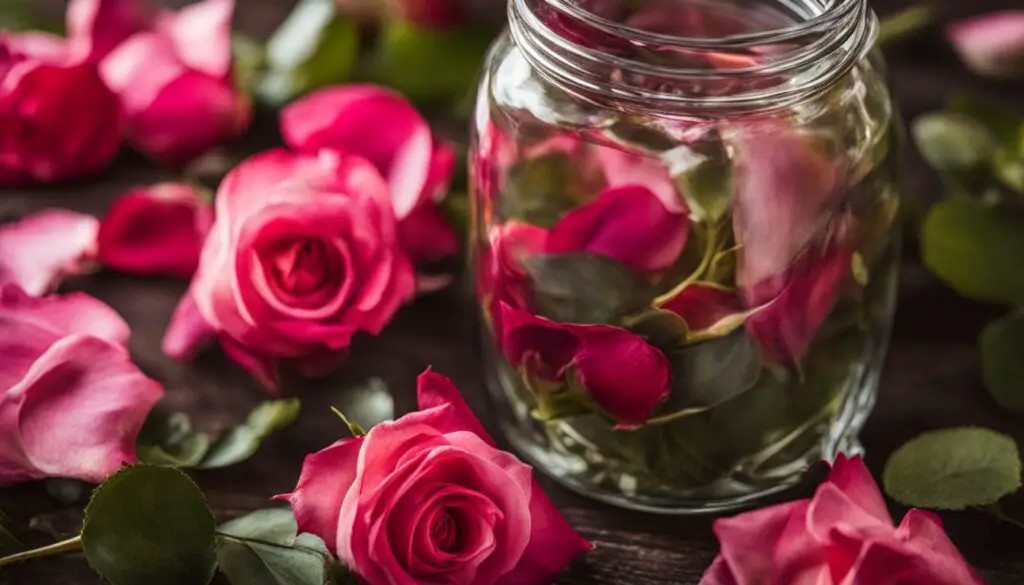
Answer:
[946,11,1024,79]
[97,182,213,279]
[0,33,122,186]
[500,303,670,424]
[0,209,99,296]
[700,455,984,585]
[0,285,163,485]
[281,84,458,265]
[281,369,590,584]
[171,149,415,389]
[70,0,251,165]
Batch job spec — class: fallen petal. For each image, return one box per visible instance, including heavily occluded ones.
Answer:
[946,11,1024,79]
[0,210,99,296]
[162,290,216,359]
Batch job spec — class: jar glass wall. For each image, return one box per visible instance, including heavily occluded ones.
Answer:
[470,0,900,513]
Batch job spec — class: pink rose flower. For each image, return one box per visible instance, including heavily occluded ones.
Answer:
[70,0,251,165]
[700,455,984,585]
[0,33,122,186]
[500,303,670,424]
[97,182,213,279]
[0,285,163,485]
[170,149,415,389]
[946,11,1024,79]
[280,369,591,584]
[0,209,99,296]
[281,84,458,265]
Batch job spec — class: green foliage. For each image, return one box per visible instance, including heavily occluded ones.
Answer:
[522,253,650,324]
[216,508,340,585]
[883,427,1022,510]
[198,399,301,469]
[81,466,217,585]
[981,311,1024,414]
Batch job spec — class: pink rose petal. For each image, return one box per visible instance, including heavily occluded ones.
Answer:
[946,11,1024,79]
[156,0,234,78]
[398,203,459,264]
[66,0,154,63]
[660,284,744,332]
[0,284,129,347]
[0,210,99,296]
[162,290,216,359]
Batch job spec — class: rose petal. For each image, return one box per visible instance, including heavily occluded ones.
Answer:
[697,556,741,585]
[416,368,496,446]
[0,284,129,347]
[162,290,216,359]
[594,146,685,213]
[828,454,892,526]
[99,31,187,115]
[498,303,581,380]
[660,284,744,331]
[6,32,70,63]
[893,510,986,585]
[66,0,154,63]
[572,326,670,424]
[156,0,235,78]
[0,210,99,296]
[398,203,459,264]
[98,182,213,278]
[1,334,162,485]
[547,184,689,273]
[500,483,592,585]
[946,11,1024,79]
[711,500,815,585]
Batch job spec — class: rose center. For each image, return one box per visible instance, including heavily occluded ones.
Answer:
[430,509,459,553]
[271,238,332,295]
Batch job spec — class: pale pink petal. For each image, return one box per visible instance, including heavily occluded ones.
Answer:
[98,182,214,278]
[6,32,69,63]
[828,454,892,525]
[162,290,216,359]
[66,0,154,63]
[157,0,235,78]
[0,210,99,296]
[100,31,185,114]
[8,335,163,484]
[0,284,129,346]
[946,11,1024,79]
[595,146,685,213]
[807,483,891,545]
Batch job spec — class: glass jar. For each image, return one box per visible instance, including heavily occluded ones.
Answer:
[469,0,900,513]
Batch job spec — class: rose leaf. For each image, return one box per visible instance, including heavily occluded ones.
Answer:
[981,311,1024,415]
[921,199,1024,306]
[522,252,650,325]
[198,399,301,469]
[502,154,589,228]
[883,427,1022,510]
[216,508,334,585]
[911,112,995,173]
[657,330,762,418]
[82,465,217,585]
[136,408,213,468]
[666,143,733,224]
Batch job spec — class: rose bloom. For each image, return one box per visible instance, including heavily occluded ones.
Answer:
[0,285,163,485]
[69,0,251,164]
[281,369,591,584]
[701,455,985,585]
[170,149,415,389]
[0,33,121,186]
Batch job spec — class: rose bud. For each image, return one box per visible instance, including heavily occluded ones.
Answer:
[0,285,163,485]
[97,182,213,279]
[71,0,251,165]
[0,33,122,186]
[170,149,415,389]
[946,11,1024,79]
[280,369,591,584]
[701,455,984,585]
[0,209,100,296]
[281,84,459,266]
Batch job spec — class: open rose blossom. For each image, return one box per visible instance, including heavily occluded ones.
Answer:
[169,149,415,389]
[97,182,213,279]
[500,303,670,424]
[69,0,251,164]
[700,455,984,585]
[0,33,122,186]
[281,84,458,265]
[0,285,163,485]
[0,209,99,296]
[281,369,590,584]
[946,11,1024,79]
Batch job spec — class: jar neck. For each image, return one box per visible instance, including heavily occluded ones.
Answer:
[508,0,879,116]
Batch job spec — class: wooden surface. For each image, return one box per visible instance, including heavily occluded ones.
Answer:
[2,1,1024,583]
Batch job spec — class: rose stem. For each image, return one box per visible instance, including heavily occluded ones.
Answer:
[0,535,83,568]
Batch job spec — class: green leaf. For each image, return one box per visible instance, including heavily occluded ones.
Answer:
[921,199,1024,306]
[368,21,492,106]
[625,309,690,347]
[501,154,597,228]
[232,32,267,95]
[981,311,1024,414]
[911,113,995,173]
[947,95,1022,146]
[198,399,301,469]
[521,253,650,324]
[258,0,359,104]
[665,143,733,224]
[0,511,22,555]
[883,427,1022,510]
[81,465,217,585]
[994,124,1024,195]
[216,508,332,585]
[137,409,213,468]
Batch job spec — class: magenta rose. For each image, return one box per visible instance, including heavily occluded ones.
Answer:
[701,455,984,585]
[281,369,591,584]
[97,182,213,279]
[0,209,99,297]
[0,285,163,485]
[70,0,251,164]
[282,84,458,265]
[0,33,122,186]
[500,303,670,424]
[169,149,415,389]
[946,11,1024,79]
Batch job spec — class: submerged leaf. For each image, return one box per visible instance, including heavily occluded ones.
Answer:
[522,252,650,324]
[659,330,762,418]
[501,154,590,228]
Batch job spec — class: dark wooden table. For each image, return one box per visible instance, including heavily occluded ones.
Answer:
[2,1,1024,583]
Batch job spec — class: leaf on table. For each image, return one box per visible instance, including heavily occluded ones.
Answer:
[911,112,995,174]
[0,511,22,556]
[81,465,217,585]
[367,20,493,106]
[198,399,301,469]
[216,508,335,585]
[522,252,650,325]
[981,311,1024,415]
[258,0,360,104]
[883,427,1022,510]
[137,408,213,468]
[921,199,1024,306]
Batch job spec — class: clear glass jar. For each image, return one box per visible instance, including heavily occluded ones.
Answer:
[469,0,900,513]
